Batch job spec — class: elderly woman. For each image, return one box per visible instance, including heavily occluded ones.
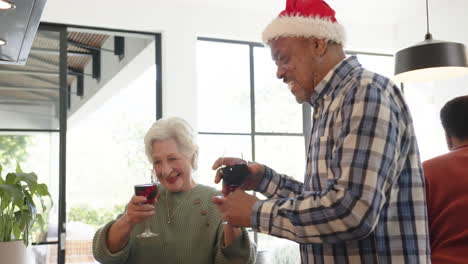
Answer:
[93,117,256,264]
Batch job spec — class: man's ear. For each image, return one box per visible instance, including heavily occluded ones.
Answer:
[313,39,328,57]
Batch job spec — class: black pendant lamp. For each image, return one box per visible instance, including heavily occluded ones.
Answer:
[394,0,468,83]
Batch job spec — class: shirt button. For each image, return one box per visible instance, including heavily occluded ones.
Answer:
[201,210,207,216]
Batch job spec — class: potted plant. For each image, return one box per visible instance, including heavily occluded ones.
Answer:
[0,163,51,264]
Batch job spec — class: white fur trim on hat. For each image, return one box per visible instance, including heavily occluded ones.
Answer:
[262,15,346,45]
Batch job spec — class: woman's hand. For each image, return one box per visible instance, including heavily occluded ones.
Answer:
[222,222,242,247]
[212,157,265,192]
[123,195,157,226]
[107,195,158,253]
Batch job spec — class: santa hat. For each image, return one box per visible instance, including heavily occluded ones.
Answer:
[262,0,346,45]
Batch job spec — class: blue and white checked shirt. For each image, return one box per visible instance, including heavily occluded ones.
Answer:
[251,56,430,263]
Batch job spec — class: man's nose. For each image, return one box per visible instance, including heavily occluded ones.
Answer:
[276,65,285,80]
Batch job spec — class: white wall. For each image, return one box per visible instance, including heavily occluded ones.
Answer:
[41,0,401,130]
[393,0,468,50]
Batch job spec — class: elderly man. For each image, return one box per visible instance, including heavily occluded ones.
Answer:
[423,95,468,264]
[212,0,430,263]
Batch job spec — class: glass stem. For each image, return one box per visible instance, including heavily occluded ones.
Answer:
[144,221,151,232]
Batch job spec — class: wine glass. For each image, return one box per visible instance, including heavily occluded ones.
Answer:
[218,152,249,224]
[220,163,249,194]
[134,171,159,238]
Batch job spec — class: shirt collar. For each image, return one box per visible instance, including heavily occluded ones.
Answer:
[309,56,362,108]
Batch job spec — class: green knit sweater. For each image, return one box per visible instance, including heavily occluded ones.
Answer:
[93,184,256,264]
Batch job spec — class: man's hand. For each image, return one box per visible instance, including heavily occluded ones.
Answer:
[212,157,265,191]
[212,189,259,227]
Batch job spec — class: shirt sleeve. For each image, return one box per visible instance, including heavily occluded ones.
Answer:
[251,82,402,244]
[256,166,304,199]
[92,217,132,264]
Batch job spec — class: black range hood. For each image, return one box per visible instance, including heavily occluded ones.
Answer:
[0,0,47,65]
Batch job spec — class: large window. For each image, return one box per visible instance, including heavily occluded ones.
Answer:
[197,40,403,263]
[404,77,468,161]
[65,32,158,264]
[196,38,304,263]
[0,23,161,264]
[0,26,63,264]
[65,65,156,264]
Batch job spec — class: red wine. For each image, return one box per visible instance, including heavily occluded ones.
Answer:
[221,164,248,186]
[134,184,158,204]
[224,184,238,194]
[221,164,249,194]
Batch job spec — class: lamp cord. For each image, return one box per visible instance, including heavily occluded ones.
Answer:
[425,0,432,40]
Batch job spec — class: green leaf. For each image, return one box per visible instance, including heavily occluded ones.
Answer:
[5,173,17,184]
[36,184,50,197]
[0,196,10,212]
[0,184,22,202]
[0,161,51,246]
[0,216,4,240]
[14,211,26,231]
[16,172,38,185]
[13,224,22,240]
[36,214,44,228]
[15,162,22,173]
[20,211,32,231]
[16,172,38,195]
[24,196,37,218]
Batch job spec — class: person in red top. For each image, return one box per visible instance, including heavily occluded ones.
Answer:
[423,95,468,264]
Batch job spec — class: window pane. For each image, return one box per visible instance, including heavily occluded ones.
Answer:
[354,54,395,80]
[67,64,156,263]
[0,133,59,243]
[255,135,304,263]
[27,244,58,264]
[197,134,252,188]
[404,77,468,161]
[254,47,303,133]
[257,233,301,264]
[197,41,251,133]
[0,29,60,130]
[197,40,308,263]
[255,135,306,182]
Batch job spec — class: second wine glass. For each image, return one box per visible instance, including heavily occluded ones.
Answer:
[218,154,249,225]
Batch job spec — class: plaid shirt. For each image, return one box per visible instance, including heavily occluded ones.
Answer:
[251,56,430,263]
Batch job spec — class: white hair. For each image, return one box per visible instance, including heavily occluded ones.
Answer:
[144,117,199,170]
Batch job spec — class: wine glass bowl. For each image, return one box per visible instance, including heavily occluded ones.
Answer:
[134,183,158,204]
[134,182,159,238]
[218,163,249,225]
[220,164,249,190]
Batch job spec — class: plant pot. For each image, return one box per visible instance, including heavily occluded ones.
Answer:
[0,240,26,264]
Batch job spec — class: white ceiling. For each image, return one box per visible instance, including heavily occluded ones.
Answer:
[168,0,424,23]
[41,0,468,53]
